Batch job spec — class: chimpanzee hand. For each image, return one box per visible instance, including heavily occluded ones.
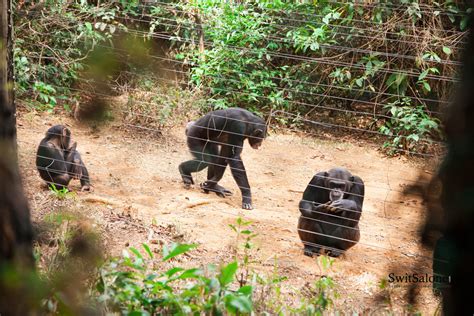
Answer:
[325,199,345,213]
[242,196,253,210]
[313,201,331,212]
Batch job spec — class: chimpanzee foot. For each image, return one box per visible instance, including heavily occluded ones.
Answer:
[181,176,194,189]
[179,166,194,189]
[329,249,343,257]
[242,202,253,210]
[241,196,253,210]
[214,184,232,197]
[81,185,92,192]
[303,246,317,257]
[200,182,232,198]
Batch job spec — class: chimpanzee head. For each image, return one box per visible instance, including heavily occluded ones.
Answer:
[248,127,266,149]
[324,167,355,201]
[46,125,71,150]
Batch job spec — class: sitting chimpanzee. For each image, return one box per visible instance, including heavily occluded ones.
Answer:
[36,125,91,191]
[179,108,266,210]
[298,167,364,257]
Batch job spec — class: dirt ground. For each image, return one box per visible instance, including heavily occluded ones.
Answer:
[17,110,441,313]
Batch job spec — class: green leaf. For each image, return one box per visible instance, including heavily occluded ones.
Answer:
[142,243,153,259]
[164,267,184,278]
[237,285,253,295]
[129,247,143,259]
[442,46,452,56]
[226,295,252,313]
[418,69,429,81]
[162,243,197,261]
[228,224,237,232]
[219,261,238,287]
[178,268,203,279]
[422,81,431,92]
[461,17,469,31]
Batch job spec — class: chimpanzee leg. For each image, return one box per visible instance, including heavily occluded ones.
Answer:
[179,139,217,187]
[203,160,232,196]
[47,172,71,191]
[201,145,233,197]
[38,154,71,191]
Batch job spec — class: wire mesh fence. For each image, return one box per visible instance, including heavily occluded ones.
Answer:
[12,0,466,311]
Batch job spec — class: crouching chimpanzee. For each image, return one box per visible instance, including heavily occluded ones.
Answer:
[36,125,91,191]
[298,167,364,257]
[179,108,266,210]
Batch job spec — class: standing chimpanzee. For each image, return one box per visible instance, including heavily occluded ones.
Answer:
[298,167,364,257]
[36,125,91,191]
[179,108,266,210]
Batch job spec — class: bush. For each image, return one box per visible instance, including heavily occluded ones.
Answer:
[380,97,442,155]
[96,218,339,315]
[96,243,253,315]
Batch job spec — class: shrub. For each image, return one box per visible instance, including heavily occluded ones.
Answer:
[380,97,442,155]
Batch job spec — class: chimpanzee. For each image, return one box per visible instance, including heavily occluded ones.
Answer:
[179,108,266,210]
[298,167,364,257]
[36,125,91,191]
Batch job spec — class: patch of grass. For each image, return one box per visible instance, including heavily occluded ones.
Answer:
[48,184,76,200]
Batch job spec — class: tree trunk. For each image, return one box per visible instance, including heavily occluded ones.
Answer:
[0,0,35,314]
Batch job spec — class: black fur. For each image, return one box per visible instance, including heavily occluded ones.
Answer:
[298,167,364,257]
[179,108,266,210]
[36,125,90,190]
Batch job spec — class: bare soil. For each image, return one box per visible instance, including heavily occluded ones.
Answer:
[17,110,441,313]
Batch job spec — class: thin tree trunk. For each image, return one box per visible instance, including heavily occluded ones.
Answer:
[195,9,205,62]
[0,0,35,314]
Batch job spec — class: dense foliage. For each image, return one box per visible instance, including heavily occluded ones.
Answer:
[34,214,338,315]
[13,1,467,152]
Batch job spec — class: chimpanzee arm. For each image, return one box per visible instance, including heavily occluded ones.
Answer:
[348,175,364,209]
[64,144,91,190]
[344,175,364,219]
[328,175,364,221]
[222,140,253,209]
[79,163,91,189]
[299,172,329,217]
[72,152,91,188]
